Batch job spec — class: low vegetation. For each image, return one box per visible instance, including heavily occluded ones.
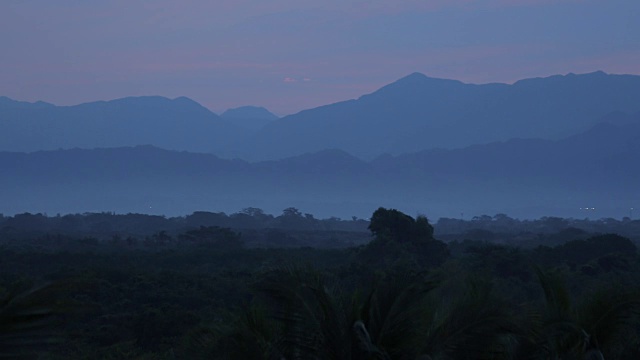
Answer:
[1,207,640,359]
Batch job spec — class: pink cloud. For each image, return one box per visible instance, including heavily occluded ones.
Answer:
[283,77,297,83]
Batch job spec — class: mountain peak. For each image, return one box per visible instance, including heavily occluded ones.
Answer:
[401,72,428,80]
[586,70,607,76]
[221,106,278,120]
[221,106,279,131]
[394,72,463,85]
[361,72,465,101]
[0,96,54,109]
[172,96,203,107]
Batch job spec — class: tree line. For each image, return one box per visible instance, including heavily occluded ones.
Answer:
[1,207,639,358]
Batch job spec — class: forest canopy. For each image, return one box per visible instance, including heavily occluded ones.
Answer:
[1,207,640,359]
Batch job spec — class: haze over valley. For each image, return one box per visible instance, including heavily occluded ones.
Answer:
[2,71,639,219]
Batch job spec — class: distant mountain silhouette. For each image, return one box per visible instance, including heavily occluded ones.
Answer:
[374,110,640,184]
[0,96,248,156]
[3,71,640,161]
[0,96,54,109]
[221,105,278,131]
[244,71,640,160]
[2,113,638,219]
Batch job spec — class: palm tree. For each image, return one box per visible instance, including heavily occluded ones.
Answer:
[0,283,66,359]
[256,266,352,359]
[525,268,640,359]
[418,278,522,360]
[254,266,439,360]
[193,305,284,360]
[356,273,437,360]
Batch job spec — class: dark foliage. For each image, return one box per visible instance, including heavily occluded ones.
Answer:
[1,208,640,358]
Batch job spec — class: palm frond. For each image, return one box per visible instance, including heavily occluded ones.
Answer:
[534,267,572,318]
[256,266,350,360]
[362,273,437,359]
[526,268,587,359]
[577,287,640,355]
[0,282,68,359]
[527,268,640,359]
[352,320,389,360]
[422,277,521,360]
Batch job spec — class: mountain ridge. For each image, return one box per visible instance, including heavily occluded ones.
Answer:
[3,71,640,160]
[2,114,638,219]
[243,71,640,160]
[0,95,249,156]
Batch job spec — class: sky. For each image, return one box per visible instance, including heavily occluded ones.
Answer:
[1,0,639,115]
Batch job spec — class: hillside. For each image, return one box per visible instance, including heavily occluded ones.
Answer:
[2,113,638,219]
[0,96,248,156]
[4,72,640,160]
[244,71,640,160]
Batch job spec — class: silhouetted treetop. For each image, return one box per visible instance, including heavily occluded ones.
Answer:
[369,207,434,243]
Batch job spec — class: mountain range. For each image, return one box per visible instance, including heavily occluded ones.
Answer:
[2,71,640,219]
[246,71,640,160]
[1,111,638,219]
[0,96,246,157]
[3,71,640,160]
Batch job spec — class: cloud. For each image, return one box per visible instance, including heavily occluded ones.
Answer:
[283,77,297,83]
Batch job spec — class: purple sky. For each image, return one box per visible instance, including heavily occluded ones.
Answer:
[1,0,639,115]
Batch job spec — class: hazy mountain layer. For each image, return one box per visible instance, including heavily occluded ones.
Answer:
[245,71,640,160]
[3,71,640,160]
[2,114,638,220]
[0,96,248,157]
